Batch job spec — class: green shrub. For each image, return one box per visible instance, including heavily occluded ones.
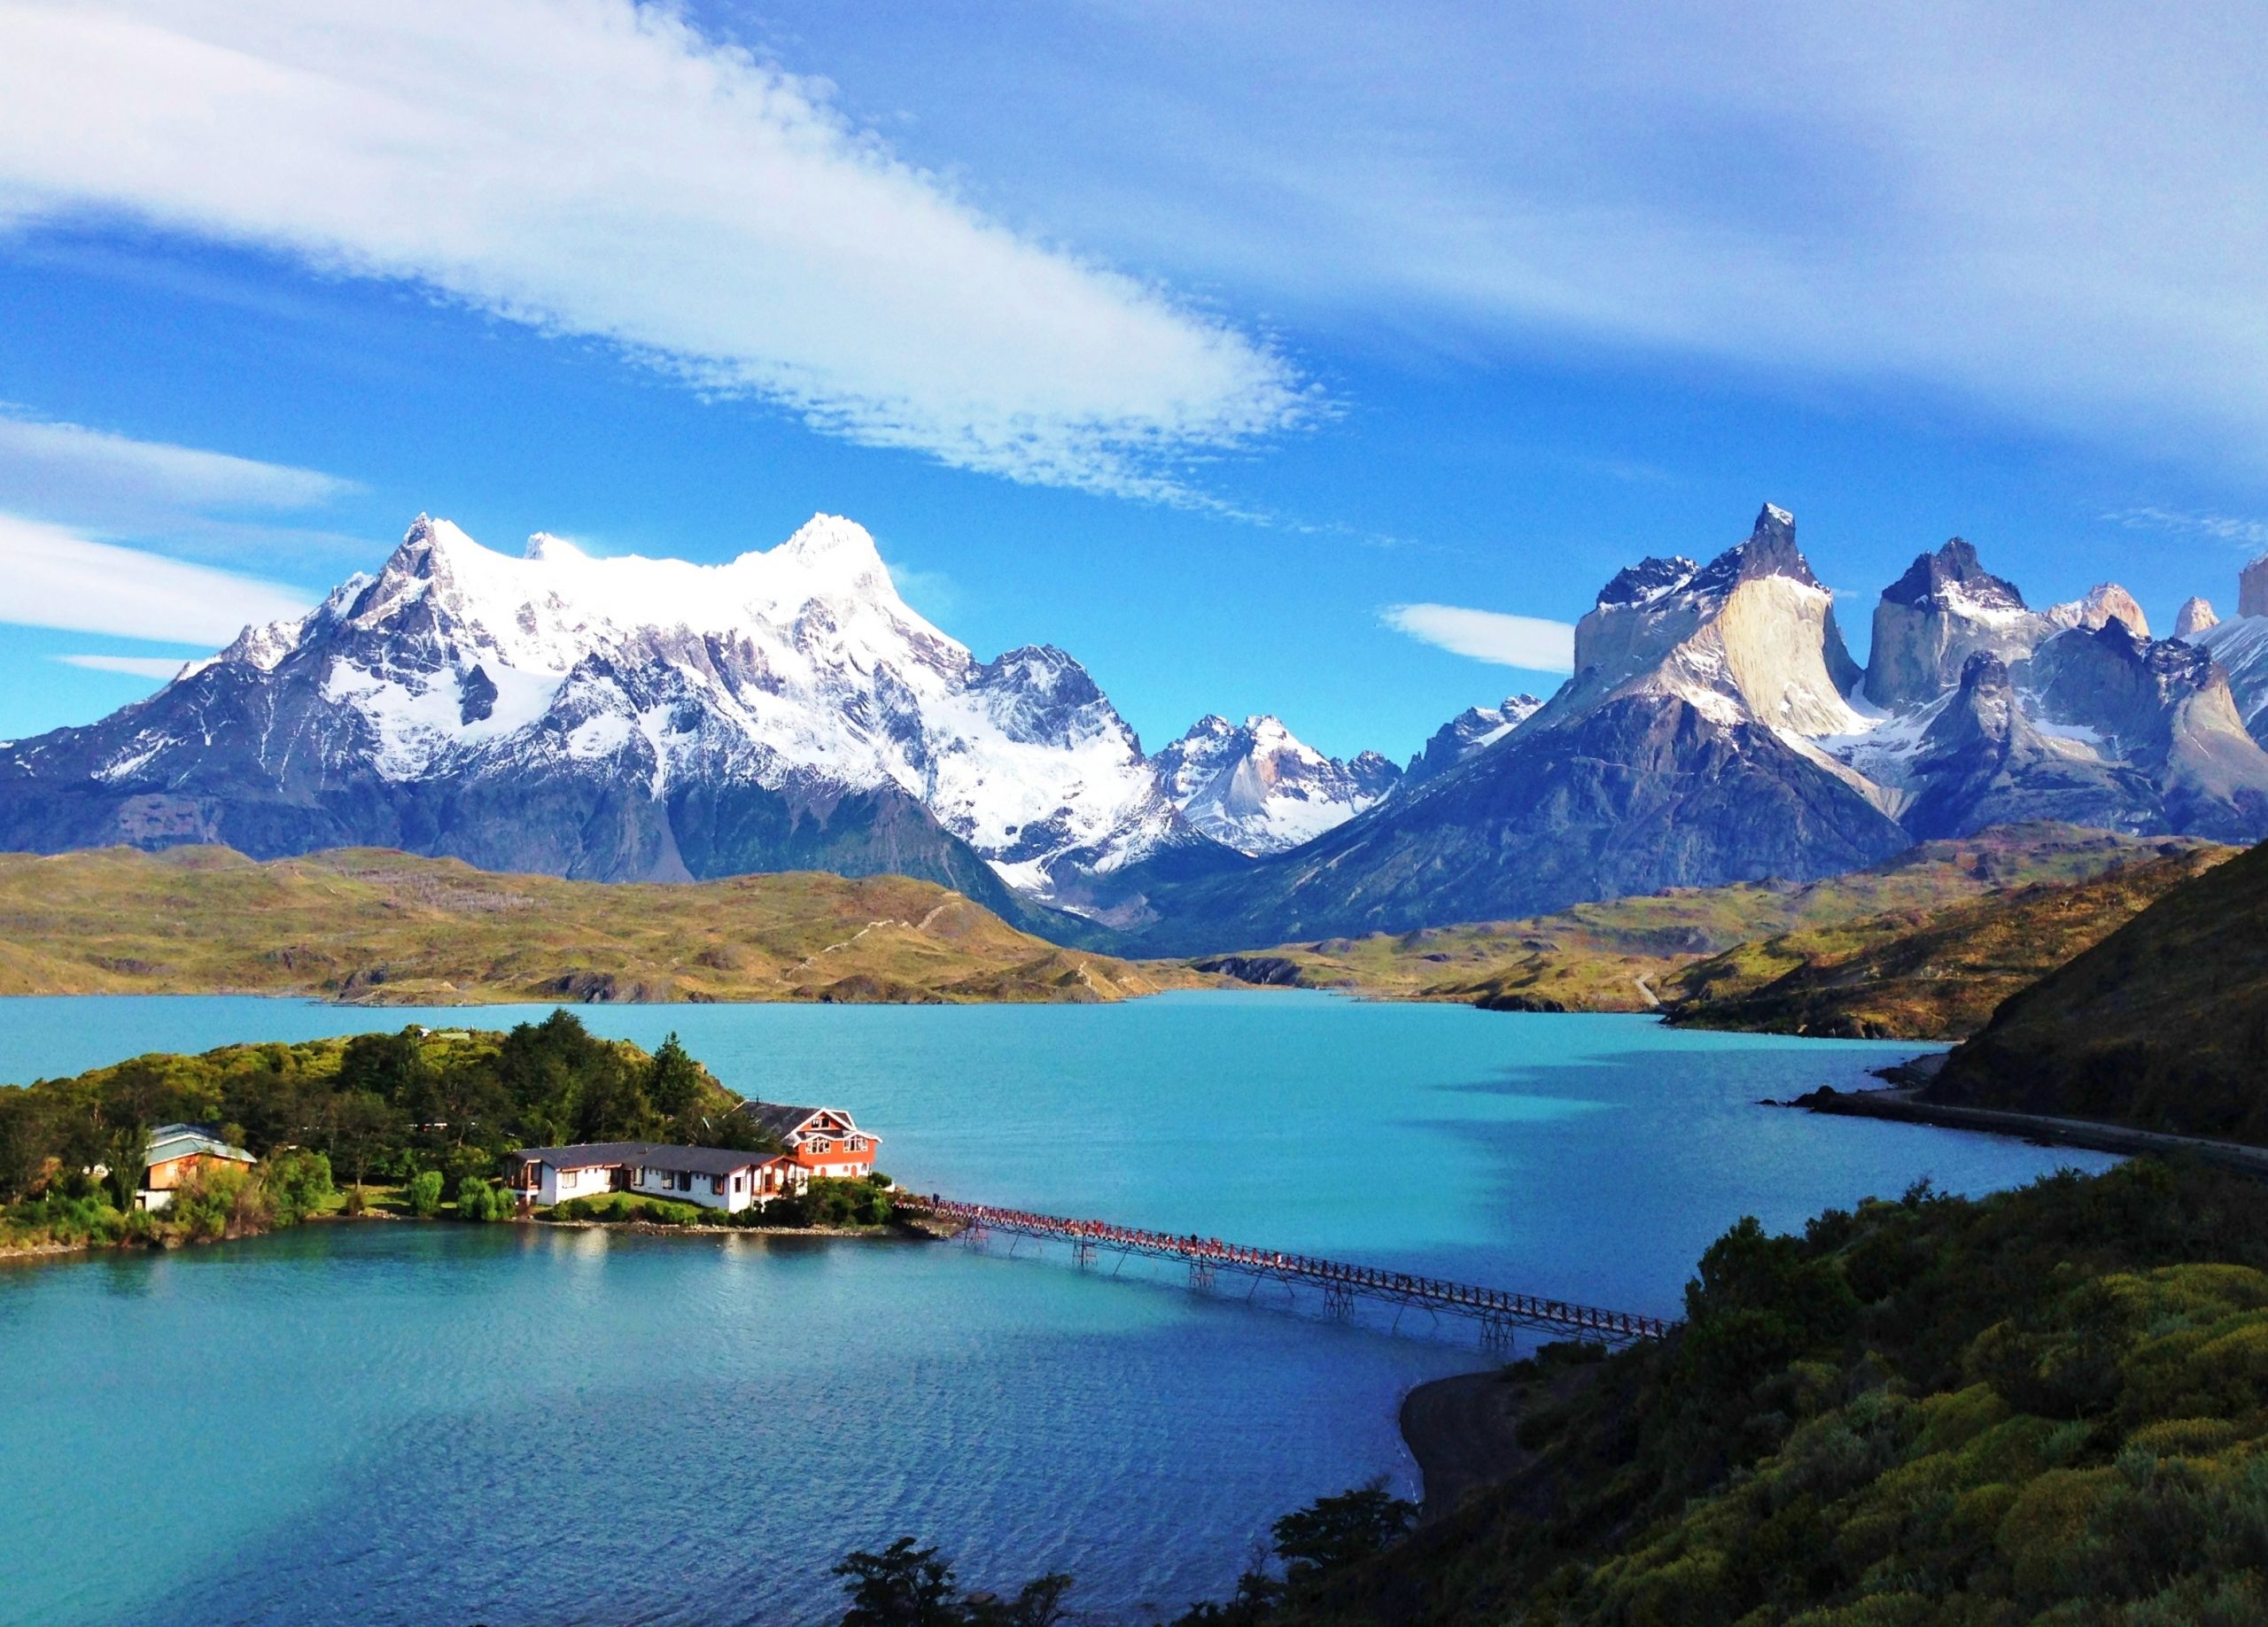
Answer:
[454,1176,512,1222]
[406,1169,445,1217]
[166,1164,263,1243]
[258,1148,334,1224]
[0,1192,141,1249]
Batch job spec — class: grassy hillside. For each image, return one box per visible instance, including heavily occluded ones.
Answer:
[0,847,1209,1005]
[1173,1159,2268,1625]
[1670,843,2233,1039]
[1928,833,2268,1142]
[1199,825,2207,1031]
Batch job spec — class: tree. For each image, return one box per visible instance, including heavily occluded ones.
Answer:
[1270,1479,1417,1584]
[324,1092,404,1196]
[407,1169,444,1217]
[258,1149,334,1224]
[645,1033,703,1120]
[835,1538,963,1627]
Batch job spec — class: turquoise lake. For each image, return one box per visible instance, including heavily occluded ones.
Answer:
[0,993,2116,1625]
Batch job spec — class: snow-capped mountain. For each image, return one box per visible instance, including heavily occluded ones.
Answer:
[1151,715,1400,855]
[0,513,1209,911]
[1402,694,1542,786]
[1108,505,2268,952]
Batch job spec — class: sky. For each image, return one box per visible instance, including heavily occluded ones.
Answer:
[3,0,2266,760]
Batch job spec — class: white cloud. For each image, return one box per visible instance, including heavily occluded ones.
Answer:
[796,2,2268,469]
[53,654,192,678]
[1381,603,1575,672]
[0,512,310,642]
[0,413,352,512]
[0,0,1305,500]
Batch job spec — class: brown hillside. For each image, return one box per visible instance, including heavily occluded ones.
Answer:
[1668,844,2233,1039]
[0,847,1208,1005]
[1927,835,2268,1141]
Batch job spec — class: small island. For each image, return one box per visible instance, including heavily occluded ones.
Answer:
[0,1011,904,1256]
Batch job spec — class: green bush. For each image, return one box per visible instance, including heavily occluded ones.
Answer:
[258,1148,334,1224]
[166,1163,263,1243]
[453,1176,513,1222]
[0,1192,144,1249]
[406,1169,445,1217]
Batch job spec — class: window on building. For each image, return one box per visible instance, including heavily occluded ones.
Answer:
[711,1175,726,1196]
[810,1139,831,1154]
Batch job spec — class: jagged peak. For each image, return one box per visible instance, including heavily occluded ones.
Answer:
[1882,537,2029,613]
[2175,596,2220,639]
[1711,500,1821,593]
[2047,583,2150,639]
[1596,555,1697,610]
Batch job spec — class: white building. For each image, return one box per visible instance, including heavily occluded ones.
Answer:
[507,1143,799,1213]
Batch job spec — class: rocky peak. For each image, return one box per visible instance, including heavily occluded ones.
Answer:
[2175,597,2220,639]
[1551,503,1859,740]
[1596,556,1697,611]
[2047,583,2150,639]
[1881,538,2029,613]
[1864,536,2048,709]
[1403,694,1544,786]
[2242,554,2268,620]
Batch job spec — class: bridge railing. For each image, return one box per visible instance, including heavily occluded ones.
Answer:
[899,1197,1673,1344]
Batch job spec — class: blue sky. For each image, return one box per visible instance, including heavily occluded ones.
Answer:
[3,0,2266,759]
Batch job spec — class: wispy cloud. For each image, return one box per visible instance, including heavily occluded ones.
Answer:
[0,512,310,642]
[53,653,192,678]
[1381,603,1575,671]
[827,1,2268,469]
[2104,507,2268,551]
[0,0,1306,501]
[0,412,353,515]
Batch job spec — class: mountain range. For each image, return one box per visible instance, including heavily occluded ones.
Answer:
[6,503,2267,953]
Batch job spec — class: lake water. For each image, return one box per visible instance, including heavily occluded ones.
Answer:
[0,993,2113,1626]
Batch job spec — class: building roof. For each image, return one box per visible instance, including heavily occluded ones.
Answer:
[510,1142,781,1176]
[146,1123,254,1166]
[737,1102,874,1143]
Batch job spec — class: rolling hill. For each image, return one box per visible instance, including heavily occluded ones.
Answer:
[1925,832,2268,1139]
[1196,824,2211,1034]
[0,847,1208,1005]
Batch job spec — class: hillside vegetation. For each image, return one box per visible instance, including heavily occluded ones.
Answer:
[0,847,1208,1005]
[1169,1160,2268,1624]
[1928,833,2268,1143]
[1200,825,2213,1037]
[1671,843,2233,1039]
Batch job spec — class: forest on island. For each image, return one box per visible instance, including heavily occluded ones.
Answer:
[0,1011,773,1249]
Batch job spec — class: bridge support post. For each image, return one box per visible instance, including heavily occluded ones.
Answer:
[1074,1241,1095,1270]
[1323,1282,1355,1320]
[1480,1313,1517,1356]
[1190,1260,1216,1292]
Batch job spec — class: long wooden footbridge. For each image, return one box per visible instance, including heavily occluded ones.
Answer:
[899,1197,1673,1350]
